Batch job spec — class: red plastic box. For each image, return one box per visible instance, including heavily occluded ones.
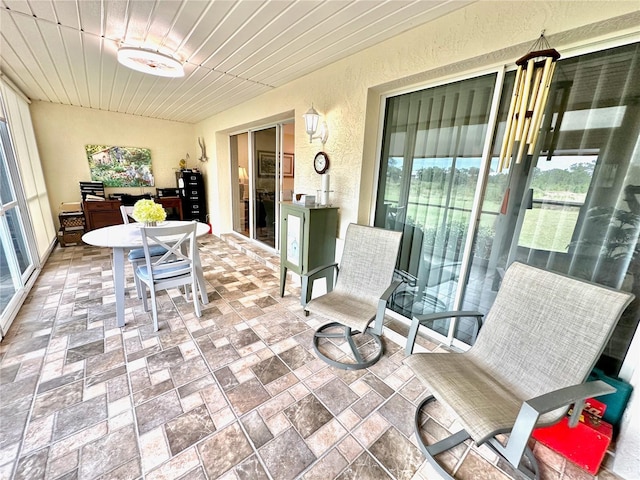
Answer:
[533,409,612,475]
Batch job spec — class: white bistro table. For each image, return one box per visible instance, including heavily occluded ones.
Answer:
[82,221,210,327]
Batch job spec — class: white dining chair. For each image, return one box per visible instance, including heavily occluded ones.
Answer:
[135,222,202,331]
[120,205,168,298]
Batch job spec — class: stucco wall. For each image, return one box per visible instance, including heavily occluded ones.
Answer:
[194,1,640,238]
[29,102,195,228]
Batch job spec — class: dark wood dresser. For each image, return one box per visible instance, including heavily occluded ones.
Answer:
[83,199,123,231]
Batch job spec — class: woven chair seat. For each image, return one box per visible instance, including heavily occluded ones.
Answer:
[406,352,526,444]
[305,291,377,332]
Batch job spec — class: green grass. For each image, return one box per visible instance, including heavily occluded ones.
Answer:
[519,207,579,252]
[383,179,580,254]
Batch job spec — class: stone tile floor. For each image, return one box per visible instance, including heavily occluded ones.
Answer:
[0,234,624,480]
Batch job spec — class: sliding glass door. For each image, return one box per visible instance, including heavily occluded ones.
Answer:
[463,42,640,373]
[375,73,499,344]
[231,122,295,250]
[376,41,640,372]
[253,127,278,248]
[0,119,35,336]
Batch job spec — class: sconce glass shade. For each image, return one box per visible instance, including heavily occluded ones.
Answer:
[117,47,184,78]
[238,167,248,182]
[303,105,320,142]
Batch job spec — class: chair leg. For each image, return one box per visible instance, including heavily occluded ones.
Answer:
[141,283,150,312]
[132,267,143,299]
[150,288,159,332]
[414,395,540,480]
[191,278,201,317]
[313,322,383,370]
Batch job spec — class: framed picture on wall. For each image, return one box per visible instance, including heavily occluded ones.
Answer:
[85,144,154,187]
[257,151,276,177]
[258,151,295,177]
[283,153,294,177]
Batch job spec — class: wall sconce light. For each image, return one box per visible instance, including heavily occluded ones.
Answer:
[117,46,184,78]
[302,105,329,144]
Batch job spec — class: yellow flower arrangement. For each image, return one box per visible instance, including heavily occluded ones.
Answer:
[132,199,166,225]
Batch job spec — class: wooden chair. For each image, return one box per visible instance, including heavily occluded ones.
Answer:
[135,222,201,331]
[120,205,167,298]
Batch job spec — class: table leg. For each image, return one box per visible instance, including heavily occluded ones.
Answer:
[113,247,126,328]
[194,248,209,305]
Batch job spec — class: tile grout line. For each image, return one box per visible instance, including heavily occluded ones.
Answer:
[177,271,277,480]
[9,247,77,480]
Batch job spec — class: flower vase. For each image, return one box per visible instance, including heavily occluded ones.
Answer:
[144,221,157,227]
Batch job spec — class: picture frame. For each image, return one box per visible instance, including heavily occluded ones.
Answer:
[257,151,276,177]
[257,151,295,177]
[283,153,294,177]
[85,144,154,187]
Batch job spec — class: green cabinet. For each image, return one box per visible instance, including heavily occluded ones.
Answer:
[279,202,338,305]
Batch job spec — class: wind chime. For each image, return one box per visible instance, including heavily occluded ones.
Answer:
[498,33,560,172]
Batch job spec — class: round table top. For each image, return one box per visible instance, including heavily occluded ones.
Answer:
[82,221,210,248]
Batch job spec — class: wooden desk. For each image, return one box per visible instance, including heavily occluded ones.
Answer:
[83,199,123,231]
[157,196,183,220]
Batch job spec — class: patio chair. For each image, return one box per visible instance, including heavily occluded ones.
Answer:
[120,205,168,298]
[135,222,201,331]
[391,223,461,315]
[404,262,634,479]
[304,223,402,370]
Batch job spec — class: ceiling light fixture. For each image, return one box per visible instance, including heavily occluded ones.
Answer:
[117,47,184,78]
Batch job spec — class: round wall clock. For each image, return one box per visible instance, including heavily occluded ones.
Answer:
[314,151,330,174]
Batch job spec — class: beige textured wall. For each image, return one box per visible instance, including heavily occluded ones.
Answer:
[30,102,195,228]
[195,1,640,237]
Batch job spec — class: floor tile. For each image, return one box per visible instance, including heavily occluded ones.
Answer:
[226,377,271,415]
[53,395,108,440]
[78,425,138,479]
[241,410,274,448]
[369,426,423,480]
[164,404,216,455]
[14,448,49,480]
[259,427,316,480]
[251,355,290,385]
[0,235,624,480]
[314,377,359,415]
[198,422,253,478]
[336,451,391,479]
[284,394,333,438]
[135,390,183,434]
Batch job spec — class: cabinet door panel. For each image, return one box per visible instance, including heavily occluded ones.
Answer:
[285,212,303,269]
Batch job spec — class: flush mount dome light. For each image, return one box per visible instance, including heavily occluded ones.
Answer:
[117,47,184,78]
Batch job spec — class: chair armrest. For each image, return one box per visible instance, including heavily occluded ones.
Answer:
[405,311,484,355]
[526,380,616,424]
[493,380,616,467]
[302,262,339,306]
[370,280,403,336]
[381,280,403,303]
[304,262,339,280]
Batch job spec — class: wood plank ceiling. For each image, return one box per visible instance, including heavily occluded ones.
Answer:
[0,0,473,124]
